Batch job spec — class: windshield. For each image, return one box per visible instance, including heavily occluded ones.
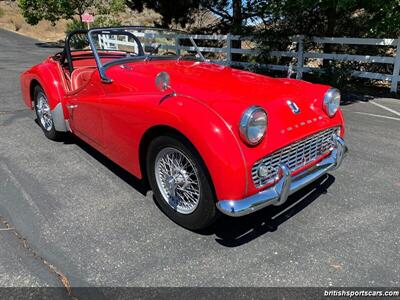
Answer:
[87,27,205,81]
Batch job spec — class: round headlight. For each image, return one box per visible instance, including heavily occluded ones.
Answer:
[239,106,267,145]
[323,88,341,117]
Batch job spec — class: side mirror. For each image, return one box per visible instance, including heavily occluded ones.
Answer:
[155,72,171,92]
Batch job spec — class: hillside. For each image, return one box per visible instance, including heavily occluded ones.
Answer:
[0,1,162,41]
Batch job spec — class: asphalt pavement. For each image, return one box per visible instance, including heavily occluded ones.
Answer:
[0,28,399,295]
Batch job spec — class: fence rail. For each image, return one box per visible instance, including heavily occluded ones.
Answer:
[100,33,400,93]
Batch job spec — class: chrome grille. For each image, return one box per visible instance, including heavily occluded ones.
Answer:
[252,127,338,188]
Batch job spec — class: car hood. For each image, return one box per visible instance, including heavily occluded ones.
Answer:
[106,60,332,133]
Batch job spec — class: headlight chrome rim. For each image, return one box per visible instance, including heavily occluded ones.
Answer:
[323,88,341,117]
[239,105,267,146]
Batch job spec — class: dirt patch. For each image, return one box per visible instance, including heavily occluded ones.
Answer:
[0,1,164,42]
[0,2,67,42]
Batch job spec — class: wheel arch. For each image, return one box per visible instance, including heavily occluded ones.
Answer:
[29,79,41,107]
[138,125,217,197]
[21,61,64,107]
[135,97,248,201]
[25,70,68,132]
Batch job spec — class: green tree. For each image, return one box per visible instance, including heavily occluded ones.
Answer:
[199,0,258,59]
[18,0,95,25]
[125,0,201,27]
[255,0,400,38]
[125,0,257,33]
[199,0,257,34]
[363,0,400,37]
[125,0,257,59]
[94,0,125,26]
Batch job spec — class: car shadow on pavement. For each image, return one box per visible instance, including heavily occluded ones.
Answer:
[62,133,150,196]
[35,42,65,49]
[204,174,335,247]
[341,92,374,106]
[55,128,334,247]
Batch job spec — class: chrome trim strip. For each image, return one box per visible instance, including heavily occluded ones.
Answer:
[50,103,68,132]
[216,135,348,217]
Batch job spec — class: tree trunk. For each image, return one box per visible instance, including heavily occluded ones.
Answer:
[323,0,338,67]
[77,4,84,27]
[231,0,242,62]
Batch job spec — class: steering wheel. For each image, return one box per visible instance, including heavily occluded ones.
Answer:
[164,51,177,56]
[126,52,138,57]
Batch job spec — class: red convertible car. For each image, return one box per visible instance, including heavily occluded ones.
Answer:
[20,27,347,230]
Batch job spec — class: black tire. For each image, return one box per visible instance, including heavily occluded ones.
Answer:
[146,135,218,230]
[33,85,63,141]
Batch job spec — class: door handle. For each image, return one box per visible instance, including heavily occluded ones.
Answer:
[66,104,78,109]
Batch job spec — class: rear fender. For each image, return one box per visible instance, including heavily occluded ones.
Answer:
[20,60,69,132]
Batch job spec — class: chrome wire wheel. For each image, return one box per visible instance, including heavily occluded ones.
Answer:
[155,147,201,214]
[35,92,53,131]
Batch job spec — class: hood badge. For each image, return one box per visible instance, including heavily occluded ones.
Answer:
[287,100,300,114]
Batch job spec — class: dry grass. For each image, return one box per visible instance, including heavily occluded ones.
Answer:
[0,2,67,41]
[0,1,162,42]
[117,6,161,26]
[0,1,217,42]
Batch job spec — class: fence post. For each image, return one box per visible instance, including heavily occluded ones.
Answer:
[227,33,232,66]
[175,35,181,56]
[296,35,305,79]
[390,38,400,93]
[98,35,103,49]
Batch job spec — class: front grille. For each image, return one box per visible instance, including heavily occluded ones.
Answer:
[252,127,338,188]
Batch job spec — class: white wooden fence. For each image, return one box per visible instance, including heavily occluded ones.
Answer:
[99,33,400,93]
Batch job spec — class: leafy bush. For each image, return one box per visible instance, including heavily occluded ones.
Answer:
[65,17,123,50]
[305,61,355,89]
[65,19,86,34]
[91,15,121,28]
[64,20,89,49]
[65,17,122,34]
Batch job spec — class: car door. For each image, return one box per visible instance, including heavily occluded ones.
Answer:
[66,71,105,147]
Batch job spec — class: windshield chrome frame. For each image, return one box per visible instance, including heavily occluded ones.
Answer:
[87,26,205,83]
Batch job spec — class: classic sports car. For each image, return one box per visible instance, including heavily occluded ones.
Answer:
[20,27,347,230]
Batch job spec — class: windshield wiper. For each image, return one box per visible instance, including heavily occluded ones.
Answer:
[189,37,205,61]
[176,37,205,62]
[144,44,161,61]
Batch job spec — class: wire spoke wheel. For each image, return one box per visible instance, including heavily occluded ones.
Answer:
[35,92,53,132]
[155,147,201,214]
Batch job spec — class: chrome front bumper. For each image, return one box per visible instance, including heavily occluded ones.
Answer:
[216,135,348,217]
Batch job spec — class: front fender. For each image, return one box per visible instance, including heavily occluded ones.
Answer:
[140,95,248,201]
[20,59,68,131]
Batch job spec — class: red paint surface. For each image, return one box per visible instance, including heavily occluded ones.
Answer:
[20,55,345,201]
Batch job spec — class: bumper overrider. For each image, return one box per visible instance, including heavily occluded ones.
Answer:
[216,134,348,217]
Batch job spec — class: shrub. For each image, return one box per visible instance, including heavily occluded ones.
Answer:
[311,61,355,89]
[65,17,123,50]
[92,16,121,27]
[65,19,86,34]
[65,20,89,49]
[65,17,122,35]
[0,7,4,18]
